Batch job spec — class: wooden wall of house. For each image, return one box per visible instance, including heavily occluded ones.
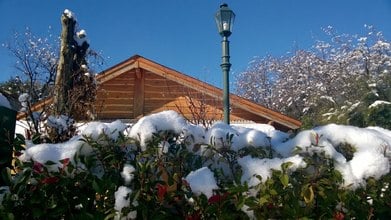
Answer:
[95,69,135,119]
[94,67,272,124]
[143,71,221,119]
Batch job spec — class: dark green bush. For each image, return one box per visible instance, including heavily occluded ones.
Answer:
[0,130,390,219]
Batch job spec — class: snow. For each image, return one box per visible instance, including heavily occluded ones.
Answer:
[46,115,74,134]
[313,124,391,154]
[121,164,136,186]
[19,137,93,173]
[337,151,389,188]
[358,37,367,42]
[348,102,361,112]
[0,93,11,109]
[206,123,270,151]
[114,186,132,213]
[18,93,30,111]
[369,100,391,108]
[128,111,272,153]
[63,9,75,20]
[238,155,306,188]
[320,95,336,104]
[115,164,137,219]
[274,123,391,188]
[129,110,187,151]
[205,122,237,149]
[185,167,218,198]
[15,110,391,201]
[18,93,30,102]
[76,29,86,38]
[81,120,128,141]
[75,29,88,46]
[272,130,314,157]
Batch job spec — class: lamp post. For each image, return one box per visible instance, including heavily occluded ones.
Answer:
[215,3,235,124]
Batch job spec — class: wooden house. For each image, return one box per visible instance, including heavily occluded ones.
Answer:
[93,55,300,131]
[17,55,301,131]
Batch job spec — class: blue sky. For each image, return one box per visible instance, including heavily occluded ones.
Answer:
[1,0,390,89]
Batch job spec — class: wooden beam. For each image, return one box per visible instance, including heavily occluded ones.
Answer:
[133,68,145,118]
[97,62,138,84]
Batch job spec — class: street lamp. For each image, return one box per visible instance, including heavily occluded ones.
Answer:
[215,3,235,124]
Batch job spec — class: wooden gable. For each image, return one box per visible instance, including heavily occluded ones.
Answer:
[95,55,301,131]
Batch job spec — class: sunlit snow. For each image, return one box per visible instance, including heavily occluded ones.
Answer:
[369,100,391,108]
[185,167,218,198]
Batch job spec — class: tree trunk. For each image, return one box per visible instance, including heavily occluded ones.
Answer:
[53,13,77,116]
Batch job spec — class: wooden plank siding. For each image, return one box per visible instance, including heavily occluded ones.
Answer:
[95,69,136,119]
[95,66,276,125]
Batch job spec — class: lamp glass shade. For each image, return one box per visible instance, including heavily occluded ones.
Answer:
[215,3,235,37]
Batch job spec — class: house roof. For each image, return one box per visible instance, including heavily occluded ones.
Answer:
[97,55,301,130]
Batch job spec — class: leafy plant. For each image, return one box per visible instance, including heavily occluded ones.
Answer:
[1,128,390,219]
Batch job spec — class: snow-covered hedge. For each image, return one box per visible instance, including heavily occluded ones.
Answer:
[1,110,390,219]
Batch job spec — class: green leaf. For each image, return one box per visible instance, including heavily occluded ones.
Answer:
[259,195,269,205]
[280,174,289,187]
[270,189,278,196]
[236,196,245,210]
[281,161,294,172]
[92,179,101,193]
[15,133,25,139]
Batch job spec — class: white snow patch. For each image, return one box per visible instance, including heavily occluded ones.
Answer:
[185,167,218,198]
[204,122,270,151]
[129,110,187,151]
[18,93,30,103]
[18,93,30,111]
[272,130,314,157]
[314,124,391,154]
[348,102,361,112]
[19,138,93,173]
[320,95,336,104]
[63,9,75,19]
[80,120,128,141]
[75,29,88,46]
[121,164,136,186]
[114,186,132,213]
[336,151,390,188]
[238,155,306,188]
[206,122,238,149]
[46,115,74,134]
[180,123,206,152]
[267,123,391,189]
[369,100,391,108]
